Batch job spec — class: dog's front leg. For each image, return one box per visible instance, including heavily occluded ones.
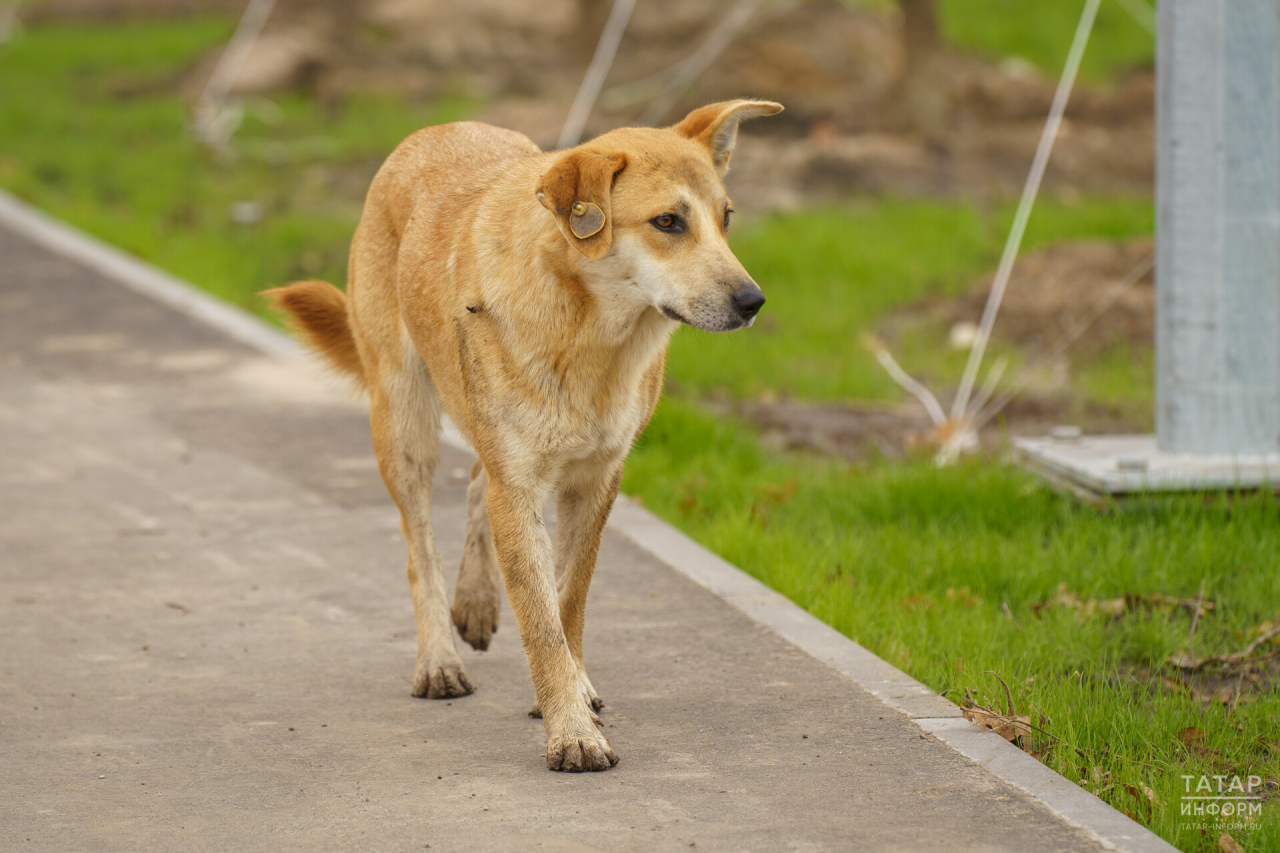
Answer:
[485,477,619,772]
[554,462,623,712]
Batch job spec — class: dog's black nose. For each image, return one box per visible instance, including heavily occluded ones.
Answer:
[731,284,766,321]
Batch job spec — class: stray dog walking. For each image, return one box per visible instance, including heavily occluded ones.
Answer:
[266,99,783,772]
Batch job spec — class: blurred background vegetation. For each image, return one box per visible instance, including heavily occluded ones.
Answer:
[1,2,1275,849]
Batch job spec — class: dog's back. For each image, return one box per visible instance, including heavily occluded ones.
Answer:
[264,121,543,388]
[364,122,542,244]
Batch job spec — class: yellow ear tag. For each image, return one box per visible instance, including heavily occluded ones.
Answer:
[569,201,606,239]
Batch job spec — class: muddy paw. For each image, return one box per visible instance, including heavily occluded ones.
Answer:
[451,587,499,652]
[546,731,618,772]
[411,656,475,699]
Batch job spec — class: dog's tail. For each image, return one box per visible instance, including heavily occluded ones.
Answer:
[262,281,365,388]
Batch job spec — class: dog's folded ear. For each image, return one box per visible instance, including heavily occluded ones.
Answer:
[536,149,627,260]
[672,99,784,177]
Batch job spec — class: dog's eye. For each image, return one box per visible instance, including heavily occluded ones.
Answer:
[651,214,684,234]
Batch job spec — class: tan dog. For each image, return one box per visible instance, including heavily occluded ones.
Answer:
[265,99,782,772]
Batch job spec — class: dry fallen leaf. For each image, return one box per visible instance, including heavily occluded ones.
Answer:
[1122,783,1156,821]
[1218,831,1244,853]
[946,586,982,608]
[756,481,797,503]
[960,675,1059,760]
[962,702,1033,742]
[1174,724,1230,769]
[1178,726,1205,747]
[1080,764,1113,795]
[1031,582,1124,617]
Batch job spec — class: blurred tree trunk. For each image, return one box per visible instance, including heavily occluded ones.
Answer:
[901,0,939,55]
[573,0,615,63]
[899,0,951,144]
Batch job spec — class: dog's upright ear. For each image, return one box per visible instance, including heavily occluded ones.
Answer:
[536,149,627,260]
[672,99,783,177]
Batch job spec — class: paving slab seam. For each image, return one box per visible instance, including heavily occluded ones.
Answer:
[0,188,1178,853]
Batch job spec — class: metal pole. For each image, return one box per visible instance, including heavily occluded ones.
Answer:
[557,0,635,150]
[949,0,1102,422]
[1156,0,1280,454]
[191,0,279,152]
[639,0,761,127]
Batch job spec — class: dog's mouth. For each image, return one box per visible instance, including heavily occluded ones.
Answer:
[660,304,755,333]
[660,304,692,325]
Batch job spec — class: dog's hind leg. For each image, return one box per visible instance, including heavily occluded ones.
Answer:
[451,462,502,651]
[370,336,473,699]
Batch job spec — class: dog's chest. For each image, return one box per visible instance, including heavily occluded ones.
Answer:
[451,282,670,472]
[497,356,651,462]
[463,330,657,463]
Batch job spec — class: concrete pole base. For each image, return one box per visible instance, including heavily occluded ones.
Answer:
[1015,433,1280,501]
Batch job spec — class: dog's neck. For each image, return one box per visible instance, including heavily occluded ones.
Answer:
[482,231,676,410]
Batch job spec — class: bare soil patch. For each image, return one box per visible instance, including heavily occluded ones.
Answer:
[715,397,935,462]
[721,393,1147,463]
[939,235,1155,355]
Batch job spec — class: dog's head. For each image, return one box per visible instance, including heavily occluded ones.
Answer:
[536,99,783,332]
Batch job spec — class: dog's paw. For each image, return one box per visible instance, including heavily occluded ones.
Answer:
[546,731,618,772]
[451,587,499,652]
[411,655,475,699]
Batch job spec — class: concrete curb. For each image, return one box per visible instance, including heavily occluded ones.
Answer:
[0,192,301,359]
[0,189,1178,853]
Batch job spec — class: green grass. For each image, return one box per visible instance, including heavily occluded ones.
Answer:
[1077,340,1156,417]
[7,17,1272,851]
[940,0,1155,82]
[848,0,1155,82]
[683,196,1154,403]
[0,18,475,314]
[624,397,1280,851]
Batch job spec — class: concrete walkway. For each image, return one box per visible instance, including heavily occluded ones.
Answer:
[0,213,1159,852]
